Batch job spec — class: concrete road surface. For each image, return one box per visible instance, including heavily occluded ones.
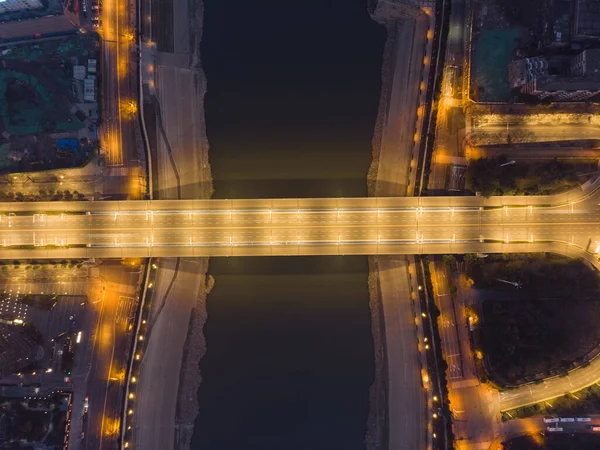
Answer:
[98,0,145,199]
[430,260,463,380]
[80,262,141,450]
[0,185,598,257]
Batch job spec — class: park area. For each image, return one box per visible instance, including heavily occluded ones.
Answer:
[0,34,100,172]
[465,156,597,196]
[464,253,600,386]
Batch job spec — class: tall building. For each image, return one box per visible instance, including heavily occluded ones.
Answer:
[518,50,600,101]
[0,0,42,14]
[508,56,549,88]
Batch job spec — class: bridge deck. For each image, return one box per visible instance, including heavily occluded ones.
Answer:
[0,188,598,259]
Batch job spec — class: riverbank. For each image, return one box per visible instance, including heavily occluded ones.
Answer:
[366,9,432,450]
[366,256,388,450]
[367,23,398,198]
[365,20,397,450]
[174,273,214,449]
[134,0,213,445]
[165,0,214,446]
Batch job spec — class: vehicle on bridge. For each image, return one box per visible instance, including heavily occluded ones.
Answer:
[544,417,559,423]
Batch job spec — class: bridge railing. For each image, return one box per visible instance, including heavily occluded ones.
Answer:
[0,240,596,260]
[0,175,596,216]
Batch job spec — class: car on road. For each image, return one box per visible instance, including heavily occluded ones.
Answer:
[83,396,89,414]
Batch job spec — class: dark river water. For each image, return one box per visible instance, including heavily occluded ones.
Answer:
[192,1,385,449]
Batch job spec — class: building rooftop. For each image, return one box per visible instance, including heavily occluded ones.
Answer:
[574,0,600,39]
[582,48,600,79]
[535,76,600,92]
[508,57,549,88]
[0,10,78,40]
[0,0,78,41]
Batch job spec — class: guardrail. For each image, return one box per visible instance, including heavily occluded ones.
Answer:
[0,174,595,214]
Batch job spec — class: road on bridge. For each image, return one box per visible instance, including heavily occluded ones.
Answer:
[0,189,598,258]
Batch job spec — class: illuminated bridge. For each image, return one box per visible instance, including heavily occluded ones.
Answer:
[0,178,599,261]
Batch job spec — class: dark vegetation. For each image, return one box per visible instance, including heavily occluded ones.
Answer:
[0,190,86,202]
[465,253,599,299]
[0,393,70,448]
[0,259,82,271]
[466,156,595,197]
[464,254,600,386]
[0,35,99,173]
[481,298,600,385]
[500,0,549,41]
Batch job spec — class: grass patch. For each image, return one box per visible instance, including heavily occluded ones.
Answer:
[463,253,600,386]
[0,70,83,135]
[481,299,600,385]
[464,253,599,298]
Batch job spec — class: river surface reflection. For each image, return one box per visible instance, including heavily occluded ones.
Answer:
[192,1,385,448]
